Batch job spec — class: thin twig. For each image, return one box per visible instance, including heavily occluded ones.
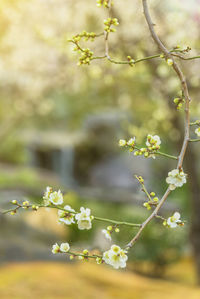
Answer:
[134,145,178,160]
[1,204,141,228]
[189,138,200,142]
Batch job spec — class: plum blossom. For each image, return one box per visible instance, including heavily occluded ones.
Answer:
[166,169,187,190]
[60,242,70,253]
[102,229,112,241]
[146,134,161,149]
[49,190,63,205]
[52,243,60,254]
[167,212,182,228]
[127,137,135,146]
[118,139,126,147]
[103,245,128,269]
[43,186,53,205]
[75,207,93,230]
[58,205,75,225]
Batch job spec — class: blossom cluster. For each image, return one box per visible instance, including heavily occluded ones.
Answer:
[52,240,128,270]
[77,48,94,66]
[103,245,128,269]
[68,35,95,66]
[104,18,119,33]
[9,199,39,215]
[52,242,70,254]
[119,137,135,148]
[43,187,93,230]
[43,187,63,205]
[96,0,113,8]
[143,192,159,210]
[119,134,161,159]
[72,31,98,42]
[102,225,120,241]
[43,187,129,269]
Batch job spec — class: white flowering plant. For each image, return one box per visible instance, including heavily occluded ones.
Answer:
[2,0,200,270]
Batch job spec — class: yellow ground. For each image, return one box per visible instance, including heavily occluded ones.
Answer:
[0,261,199,299]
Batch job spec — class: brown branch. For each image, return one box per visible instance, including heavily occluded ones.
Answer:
[126,188,171,248]
[126,0,191,249]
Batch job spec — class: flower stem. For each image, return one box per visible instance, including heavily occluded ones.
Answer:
[156,151,178,160]
[189,138,200,142]
[1,204,141,228]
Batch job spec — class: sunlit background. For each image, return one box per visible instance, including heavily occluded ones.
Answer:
[0,0,200,298]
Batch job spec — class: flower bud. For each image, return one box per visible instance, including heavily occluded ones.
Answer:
[153,197,159,202]
[173,98,180,105]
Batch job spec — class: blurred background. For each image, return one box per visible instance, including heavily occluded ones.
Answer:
[0,0,200,298]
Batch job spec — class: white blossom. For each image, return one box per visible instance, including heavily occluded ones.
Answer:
[127,137,135,146]
[75,207,93,230]
[102,229,112,241]
[103,245,128,269]
[49,190,63,205]
[195,127,200,137]
[167,212,181,228]
[146,134,161,148]
[118,139,126,147]
[52,243,60,254]
[58,205,75,225]
[43,186,53,205]
[60,242,70,253]
[166,169,187,190]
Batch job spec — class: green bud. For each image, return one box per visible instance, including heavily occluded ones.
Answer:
[107,226,112,231]
[173,98,180,105]
[150,192,155,197]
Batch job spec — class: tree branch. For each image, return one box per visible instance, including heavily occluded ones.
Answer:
[126,0,191,249]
